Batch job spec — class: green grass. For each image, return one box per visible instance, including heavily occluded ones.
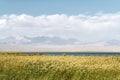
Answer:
[0,53,120,80]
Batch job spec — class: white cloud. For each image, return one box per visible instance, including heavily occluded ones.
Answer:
[0,19,6,28]
[0,13,120,42]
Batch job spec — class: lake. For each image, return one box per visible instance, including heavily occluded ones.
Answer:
[23,52,120,56]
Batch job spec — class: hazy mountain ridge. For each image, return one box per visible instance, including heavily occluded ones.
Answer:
[84,40,120,46]
[0,36,78,45]
[1,36,120,46]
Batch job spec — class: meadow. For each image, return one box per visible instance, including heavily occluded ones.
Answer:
[0,53,120,80]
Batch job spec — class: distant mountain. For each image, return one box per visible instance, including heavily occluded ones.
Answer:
[0,36,31,45]
[101,40,120,46]
[81,40,120,46]
[1,36,120,46]
[0,36,78,45]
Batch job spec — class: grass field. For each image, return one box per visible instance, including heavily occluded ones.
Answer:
[0,53,120,80]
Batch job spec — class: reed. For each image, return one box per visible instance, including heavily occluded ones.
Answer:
[0,53,120,80]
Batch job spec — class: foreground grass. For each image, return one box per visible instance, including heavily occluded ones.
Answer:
[0,53,120,80]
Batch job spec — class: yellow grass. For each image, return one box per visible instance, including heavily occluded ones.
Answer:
[0,53,120,80]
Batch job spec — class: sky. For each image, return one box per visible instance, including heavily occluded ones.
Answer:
[0,0,120,15]
[1,0,120,45]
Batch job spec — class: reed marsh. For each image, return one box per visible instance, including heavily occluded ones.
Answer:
[0,53,120,80]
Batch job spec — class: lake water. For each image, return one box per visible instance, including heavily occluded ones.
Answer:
[23,52,120,56]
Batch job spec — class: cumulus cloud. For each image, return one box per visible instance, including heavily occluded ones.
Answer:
[0,19,6,29]
[0,13,120,42]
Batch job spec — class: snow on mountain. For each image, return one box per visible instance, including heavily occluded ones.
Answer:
[0,36,78,45]
[1,36,120,46]
[0,36,31,45]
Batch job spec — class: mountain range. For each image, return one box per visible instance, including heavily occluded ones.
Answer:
[0,36,120,46]
[0,36,78,45]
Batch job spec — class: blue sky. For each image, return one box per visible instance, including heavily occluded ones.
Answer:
[0,0,120,15]
[1,0,120,45]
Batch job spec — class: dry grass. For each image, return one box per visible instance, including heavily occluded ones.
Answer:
[0,53,120,80]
